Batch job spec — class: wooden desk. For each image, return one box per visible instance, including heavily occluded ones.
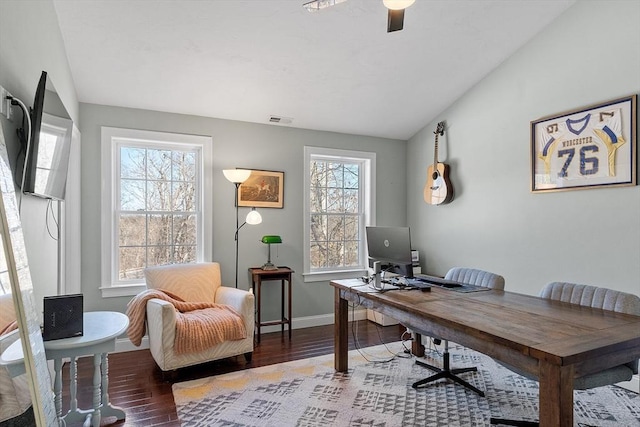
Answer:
[1,311,128,427]
[331,279,640,427]
[249,267,293,343]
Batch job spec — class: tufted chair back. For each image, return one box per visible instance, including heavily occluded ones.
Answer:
[144,262,222,304]
[444,267,505,290]
[540,281,640,379]
[540,281,640,314]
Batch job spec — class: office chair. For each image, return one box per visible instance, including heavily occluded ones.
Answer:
[490,281,640,426]
[412,267,505,396]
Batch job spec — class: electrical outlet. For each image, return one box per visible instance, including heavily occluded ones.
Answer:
[6,95,13,121]
[0,85,8,118]
[0,85,14,121]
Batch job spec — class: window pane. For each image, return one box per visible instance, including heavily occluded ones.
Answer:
[173,214,197,246]
[343,189,359,213]
[328,241,344,266]
[147,246,172,267]
[326,188,342,212]
[121,179,145,211]
[310,161,326,186]
[310,242,327,269]
[310,187,326,213]
[172,182,196,212]
[310,214,326,242]
[147,180,171,211]
[173,245,196,264]
[344,241,359,266]
[148,214,172,246]
[146,149,172,180]
[119,214,146,246]
[121,147,146,179]
[172,151,196,182]
[119,247,146,280]
[327,215,345,241]
[327,162,343,188]
[344,164,359,188]
[344,216,359,240]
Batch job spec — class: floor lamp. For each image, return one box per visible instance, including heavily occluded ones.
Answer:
[223,169,262,288]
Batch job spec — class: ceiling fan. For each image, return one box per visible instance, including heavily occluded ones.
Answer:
[303,0,416,33]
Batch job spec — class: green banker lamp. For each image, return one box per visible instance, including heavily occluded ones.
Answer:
[261,235,282,270]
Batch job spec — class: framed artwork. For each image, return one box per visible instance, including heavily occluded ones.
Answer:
[531,94,637,192]
[238,169,284,208]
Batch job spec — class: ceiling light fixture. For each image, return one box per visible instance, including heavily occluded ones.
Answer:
[384,0,415,32]
[383,0,415,10]
[303,0,347,12]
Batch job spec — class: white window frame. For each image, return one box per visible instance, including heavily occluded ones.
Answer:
[100,127,213,297]
[303,146,376,283]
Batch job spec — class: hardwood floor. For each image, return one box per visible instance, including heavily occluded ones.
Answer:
[63,320,406,426]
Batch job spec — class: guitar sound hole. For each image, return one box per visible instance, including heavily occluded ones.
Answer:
[432,172,439,180]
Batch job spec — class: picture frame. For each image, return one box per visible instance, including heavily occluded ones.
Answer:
[238,169,284,208]
[531,94,636,193]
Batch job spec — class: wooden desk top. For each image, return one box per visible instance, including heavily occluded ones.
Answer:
[331,279,640,377]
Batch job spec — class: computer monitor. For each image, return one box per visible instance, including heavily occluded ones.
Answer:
[365,226,414,278]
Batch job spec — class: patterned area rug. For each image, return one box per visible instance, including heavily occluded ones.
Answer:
[173,341,640,426]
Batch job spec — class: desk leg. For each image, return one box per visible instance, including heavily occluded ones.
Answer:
[538,361,573,427]
[99,352,126,421]
[53,358,63,419]
[334,288,348,372]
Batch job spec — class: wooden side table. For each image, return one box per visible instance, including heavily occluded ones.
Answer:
[248,267,293,343]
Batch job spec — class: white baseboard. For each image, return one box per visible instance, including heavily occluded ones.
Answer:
[114,309,368,353]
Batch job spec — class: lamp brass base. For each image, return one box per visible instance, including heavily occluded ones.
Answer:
[261,262,278,270]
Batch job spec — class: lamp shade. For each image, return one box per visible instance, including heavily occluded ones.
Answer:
[223,169,251,183]
[245,208,262,225]
[261,235,282,244]
[383,0,415,10]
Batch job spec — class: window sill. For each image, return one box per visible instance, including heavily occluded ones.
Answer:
[100,283,146,298]
[303,269,367,283]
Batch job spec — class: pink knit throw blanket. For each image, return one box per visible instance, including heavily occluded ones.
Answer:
[126,289,247,355]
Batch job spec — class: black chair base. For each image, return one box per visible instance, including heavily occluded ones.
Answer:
[411,347,485,397]
[490,418,539,426]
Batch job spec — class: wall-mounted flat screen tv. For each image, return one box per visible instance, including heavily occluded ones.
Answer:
[23,71,73,201]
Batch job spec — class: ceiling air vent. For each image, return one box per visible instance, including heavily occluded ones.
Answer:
[269,115,293,125]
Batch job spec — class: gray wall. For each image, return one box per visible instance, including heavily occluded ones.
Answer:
[407,0,640,296]
[0,0,80,312]
[80,104,407,319]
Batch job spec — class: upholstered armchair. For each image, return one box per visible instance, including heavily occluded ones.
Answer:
[0,293,32,423]
[141,262,255,372]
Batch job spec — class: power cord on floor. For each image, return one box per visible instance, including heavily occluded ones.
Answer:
[347,298,410,364]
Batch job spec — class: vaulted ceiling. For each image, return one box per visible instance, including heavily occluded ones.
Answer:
[52,0,575,140]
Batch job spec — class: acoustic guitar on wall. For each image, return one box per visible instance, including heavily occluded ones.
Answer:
[424,121,454,205]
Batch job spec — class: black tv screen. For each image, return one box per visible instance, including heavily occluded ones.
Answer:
[23,71,73,200]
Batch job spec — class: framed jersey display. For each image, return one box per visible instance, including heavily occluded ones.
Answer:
[531,95,636,192]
